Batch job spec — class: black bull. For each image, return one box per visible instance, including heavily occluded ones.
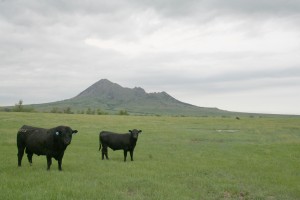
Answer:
[17,125,78,170]
[99,129,142,161]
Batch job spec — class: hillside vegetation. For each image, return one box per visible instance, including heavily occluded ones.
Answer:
[18,79,229,116]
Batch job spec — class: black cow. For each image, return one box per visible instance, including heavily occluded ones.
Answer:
[99,129,142,162]
[17,125,78,170]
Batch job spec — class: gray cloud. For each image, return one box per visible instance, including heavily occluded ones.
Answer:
[0,0,299,114]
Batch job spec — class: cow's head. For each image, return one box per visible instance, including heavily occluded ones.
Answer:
[55,126,78,146]
[129,129,142,139]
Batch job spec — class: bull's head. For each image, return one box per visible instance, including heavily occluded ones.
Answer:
[129,129,142,139]
[55,126,78,145]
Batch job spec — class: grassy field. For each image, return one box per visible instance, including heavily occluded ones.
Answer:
[0,112,299,199]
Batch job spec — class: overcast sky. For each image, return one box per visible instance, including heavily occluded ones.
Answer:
[1,0,300,115]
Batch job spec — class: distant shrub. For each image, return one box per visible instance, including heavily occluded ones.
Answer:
[2,107,12,112]
[77,110,85,114]
[119,110,129,115]
[51,107,59,113]
[96,108,108,115]
[86,108,95,115]
[50,107,73,114]
[63,107,73,114]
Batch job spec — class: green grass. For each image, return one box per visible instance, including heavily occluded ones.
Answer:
[0,112,299,199]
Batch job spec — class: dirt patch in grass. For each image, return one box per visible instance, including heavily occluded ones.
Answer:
[216,129,239,133]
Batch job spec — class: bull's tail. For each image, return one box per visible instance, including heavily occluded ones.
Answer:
[99,143,102,151]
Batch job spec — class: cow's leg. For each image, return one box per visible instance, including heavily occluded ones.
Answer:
[27,152,33,166]
[46,156,52,170]
[124,150,128,162]
[129,150,134,161]
[17,147,25,167]
[102,146,109,160]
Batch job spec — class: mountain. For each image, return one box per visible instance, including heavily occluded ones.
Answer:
[25,79,229,116]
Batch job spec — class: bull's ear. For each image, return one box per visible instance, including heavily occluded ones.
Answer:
[139,130,142,133]
[129,130,132,133]
[72,130,78,134]
[55,131,61,136]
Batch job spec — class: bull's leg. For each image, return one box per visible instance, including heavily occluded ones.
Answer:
[101,148,105,160]
[129,150,134,161]
[58,159,62,171]
[17,147,25,167]
[105,148,109,160]
[27,153,33,166]
[46,156,52,170]
[124,150,128,162]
